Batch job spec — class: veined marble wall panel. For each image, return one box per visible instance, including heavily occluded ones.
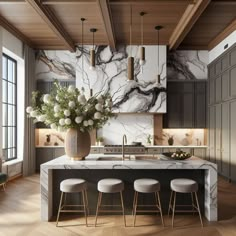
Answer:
[167,50,208,80]
[35,45,167,113]
[97,114,153,145]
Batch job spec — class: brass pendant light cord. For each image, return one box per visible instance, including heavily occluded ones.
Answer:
[81,18,85,81]
[157,29,159,75]
[130,5,132,57]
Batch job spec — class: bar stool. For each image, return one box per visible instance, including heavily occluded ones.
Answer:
[168,178,203,227]
[56,178,88,227]
[133,178,165,227]
[95,178,126,226]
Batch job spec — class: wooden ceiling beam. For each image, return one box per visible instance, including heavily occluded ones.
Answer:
[97,0,116,50]
[208,19,236,50]
[0,0,25,3]
[26,0,76,52]
[0,15,34,47]
[169,0,210,50]
[110,0,192,5]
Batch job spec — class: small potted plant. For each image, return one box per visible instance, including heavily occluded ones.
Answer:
[146,134,152,146]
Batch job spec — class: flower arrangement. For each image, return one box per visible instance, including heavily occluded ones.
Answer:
[171,150,191,160]
[26,82,115,132]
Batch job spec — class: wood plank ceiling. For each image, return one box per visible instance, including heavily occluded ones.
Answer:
[0,0,235,51]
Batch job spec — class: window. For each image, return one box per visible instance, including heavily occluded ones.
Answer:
[2,54,17,161]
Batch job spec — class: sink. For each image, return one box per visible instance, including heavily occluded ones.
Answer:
[97,156,124,161]
[134,155,159,160]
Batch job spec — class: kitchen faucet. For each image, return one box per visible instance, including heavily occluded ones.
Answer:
[122,134,127,160]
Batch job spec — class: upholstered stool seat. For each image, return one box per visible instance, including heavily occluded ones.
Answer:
[98,178,124,193]
[133,178,164,227]
[0,173,7,191]
[171,178,198,193]
[60,178,87,193]
[95,178,126,226]
[168,178,203,227]
[56,178,88,227]
[134,178,160,193]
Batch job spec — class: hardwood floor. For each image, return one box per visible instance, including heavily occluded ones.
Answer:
[0,175,236,236]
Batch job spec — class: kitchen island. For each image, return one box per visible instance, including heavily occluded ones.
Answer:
[40,154,217,222]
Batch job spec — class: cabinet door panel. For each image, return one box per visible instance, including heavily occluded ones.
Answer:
[230,100,236,181]
[215,76,222,103]
[230,67,236,98]
[36,148,54,171]
[209,106,215,163]
[195,82,206,128]
[215,104,222,170]
[222,54,229,71]
[222,71,229,101]
[230,47,236,66]
[167,93,182,128]
[183,93,194,128]
[215,60,221,76]
[222,103,230,178]
[209,79,215,105]
[54,148,65,158]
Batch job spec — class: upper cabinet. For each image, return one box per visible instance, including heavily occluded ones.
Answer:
[163,81,206,128]
[208,44,236,105]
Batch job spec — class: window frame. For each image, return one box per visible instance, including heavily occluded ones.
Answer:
[2,53,17,161]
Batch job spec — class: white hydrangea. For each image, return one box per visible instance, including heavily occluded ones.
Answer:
[94,112,102,119]
[68,101,75,108]
[65,118,71,125]
[43,94,51,103]
[26,106,33,113]
[50,123,57,130]
[56,95,60,101]
[75,116,83,124]
[78,94,87,105]
[37,115,46,122]
[58,126,64,132]
[83,120,88,127]
[54,104,60,113]
[106,100,113,108]
[97,96,104,104]
[95,103,103,111]
[54,113,59,118]
[59,118,65,126]
[30,110,38,117]
[64,110,71,117]
[68,85,75,93]
[88,119,94,126]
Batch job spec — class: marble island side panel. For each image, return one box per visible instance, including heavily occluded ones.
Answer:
[40,155,217,222]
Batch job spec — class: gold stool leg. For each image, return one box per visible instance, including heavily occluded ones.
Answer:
[56,191,64,227]
[133,192,139,227]
[95,192,102,227]
[3,183,6,192]
[82,190,88,227]
[156,192,165,227]
[191,192,195,215]
[120,191,126,227]
[194,192,203,227]
[168,190,173,216]
[85,190,89,215]
[171,191,176,228]
[132,191,137,215]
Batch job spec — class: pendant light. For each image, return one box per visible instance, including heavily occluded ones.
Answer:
[81,18,85,81]
[127,5,134,81]
[139,12,146,66]
[155,25,163,85]
[90,28,97,71]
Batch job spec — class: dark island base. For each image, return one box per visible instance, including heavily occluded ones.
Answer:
[52,169,204,216]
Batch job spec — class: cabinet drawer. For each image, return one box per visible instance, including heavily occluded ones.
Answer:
[147,148,162,154]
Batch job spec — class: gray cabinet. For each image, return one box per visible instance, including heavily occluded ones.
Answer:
[215,104,222,169]
[164,81,206,128]
[221,102,230,178]
[36,147,65,171]
[230,100,236,181]
[208,106,215,163]
[222,71,229,101]
[230,66,236,98]
[215,76,222,103]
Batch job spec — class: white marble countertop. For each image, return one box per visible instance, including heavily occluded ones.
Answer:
[41,154,216,170]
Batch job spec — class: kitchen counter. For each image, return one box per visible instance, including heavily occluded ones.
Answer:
[40,154,217,222]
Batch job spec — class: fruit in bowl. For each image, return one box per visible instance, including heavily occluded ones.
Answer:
[171,150,191,160]
[162,150,191,160]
